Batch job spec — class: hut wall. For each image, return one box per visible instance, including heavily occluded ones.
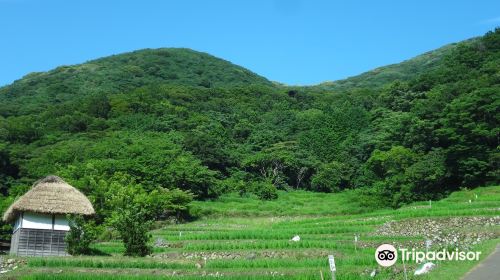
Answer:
[9,228,20,255]
[54,215,70,231]
[13,215,22,232]
[10,228,68,256]
[22,213,53,230]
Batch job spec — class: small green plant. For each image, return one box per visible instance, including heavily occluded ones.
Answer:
[65,215,98,255]
[105,177,193,256]
[251,181,278,200]
[111,207,152,257]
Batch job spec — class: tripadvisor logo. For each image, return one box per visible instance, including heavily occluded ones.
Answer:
[375,244,398,267]
[375,244,482,266]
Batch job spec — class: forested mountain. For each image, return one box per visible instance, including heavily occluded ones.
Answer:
[0,48,272,116]
[0,29,498,237]
[314,39,477,92]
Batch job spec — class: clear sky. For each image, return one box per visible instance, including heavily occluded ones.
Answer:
[0,0,499,86]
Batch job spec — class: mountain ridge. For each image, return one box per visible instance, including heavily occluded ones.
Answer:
[311,38,480,91]
[0,38,475,95]
[0,29,497,211]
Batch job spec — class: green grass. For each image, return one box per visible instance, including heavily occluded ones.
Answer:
[8,185,500,280]
[28,257,195,270]
[19,273,326,280]
[189,190,371,217]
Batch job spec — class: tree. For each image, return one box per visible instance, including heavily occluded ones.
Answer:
[311,161,349,192]
[436,87,499,187]
[243,142,316,190]
[405,149,448,199]
[65,215,99,255]
[379,81,423,112]
[183,121,235,171]
[367,146,417,178]
[366,146,418,207]
[107,183,153,256]
[163,154,219,198]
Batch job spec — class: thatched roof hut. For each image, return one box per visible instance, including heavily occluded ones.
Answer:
[4,175,95,256]
[3,175,95,222]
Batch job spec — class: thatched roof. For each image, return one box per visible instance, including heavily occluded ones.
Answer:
[2,175,95,222]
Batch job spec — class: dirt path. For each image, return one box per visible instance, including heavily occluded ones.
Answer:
[462,244,500,280]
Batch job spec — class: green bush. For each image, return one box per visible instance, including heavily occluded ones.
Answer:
[251,181,278,200]
[111,208,152,257]
[65,215,98,255]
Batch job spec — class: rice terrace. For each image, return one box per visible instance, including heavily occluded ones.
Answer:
[1,186,499,279]
[1,1,500,280]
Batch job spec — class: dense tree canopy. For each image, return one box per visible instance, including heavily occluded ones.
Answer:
[0,29,498,239]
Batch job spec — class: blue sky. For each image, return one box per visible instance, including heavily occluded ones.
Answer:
[0,0,499,86]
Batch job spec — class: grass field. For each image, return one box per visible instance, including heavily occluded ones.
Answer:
[6,186,500,280]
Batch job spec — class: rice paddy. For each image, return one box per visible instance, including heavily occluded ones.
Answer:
[7,185,500,279]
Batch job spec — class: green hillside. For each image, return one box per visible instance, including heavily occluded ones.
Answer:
[313,39,476,92]
[1,28,498,201]
[0,28,498,266]
[0,48,273,116]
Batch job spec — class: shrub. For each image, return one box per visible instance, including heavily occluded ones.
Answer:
[65,215,98,255]
[251,181,278,200]
[111,207,152,257]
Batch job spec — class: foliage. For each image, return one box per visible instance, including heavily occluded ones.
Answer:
[310,161,349,192]
[107,183,153,257]
[250,180,278,200]
[110,207,152,257]
[65,215,99,255]
[0,29,499,238]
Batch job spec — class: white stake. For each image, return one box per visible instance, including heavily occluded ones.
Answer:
[328,255,336,280]
[354,234,359,252]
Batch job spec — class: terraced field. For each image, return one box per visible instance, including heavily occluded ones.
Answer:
[6,186,500,280]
